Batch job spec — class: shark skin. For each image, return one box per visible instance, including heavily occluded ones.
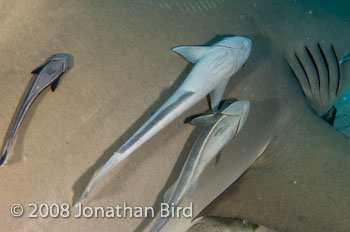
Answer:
[0,54,71,166]
[76,36,252,205]
[197,108,350,232]
[1,1,349,232]
[150,100,250,232]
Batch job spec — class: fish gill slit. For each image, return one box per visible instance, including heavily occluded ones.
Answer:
[305,46,321,91]
[295,53,312,97]
[288,62,308,99]
[317,43,331,99]
[331,44,341,96]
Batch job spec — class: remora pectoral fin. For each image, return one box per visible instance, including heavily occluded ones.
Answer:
[172,46,210,63]
[50,77,61,92]
[209,79,229,112]
[191,114,217,127]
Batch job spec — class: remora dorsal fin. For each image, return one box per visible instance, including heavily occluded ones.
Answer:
[172,46,210,63]
[164,179,178,202]
[191,114,217,127]
[209,79,230,112]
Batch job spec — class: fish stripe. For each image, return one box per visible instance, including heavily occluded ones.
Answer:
[118,91,195,154]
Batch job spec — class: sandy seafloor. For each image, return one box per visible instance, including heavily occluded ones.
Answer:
[0,0,349,231]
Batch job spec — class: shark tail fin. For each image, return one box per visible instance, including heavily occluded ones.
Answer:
[172,46,210,63]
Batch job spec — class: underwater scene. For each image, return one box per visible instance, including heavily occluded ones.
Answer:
[0,0,349,231]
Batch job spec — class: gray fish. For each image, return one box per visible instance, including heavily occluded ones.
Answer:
[150,100,250,232]
[0,54,72,166]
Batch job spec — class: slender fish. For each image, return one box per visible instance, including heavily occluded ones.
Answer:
[0,54,72,166]
[149,100,250,232]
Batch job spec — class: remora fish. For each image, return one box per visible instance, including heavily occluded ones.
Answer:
[0,54,72,166]
[150,100,250,232]
[76,36,252,205]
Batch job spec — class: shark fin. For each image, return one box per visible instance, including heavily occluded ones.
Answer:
[209,79,229,112]
[172,46,210,63]
[164,179,178,203]
[191,114,217,127]
[50,77,61,92]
